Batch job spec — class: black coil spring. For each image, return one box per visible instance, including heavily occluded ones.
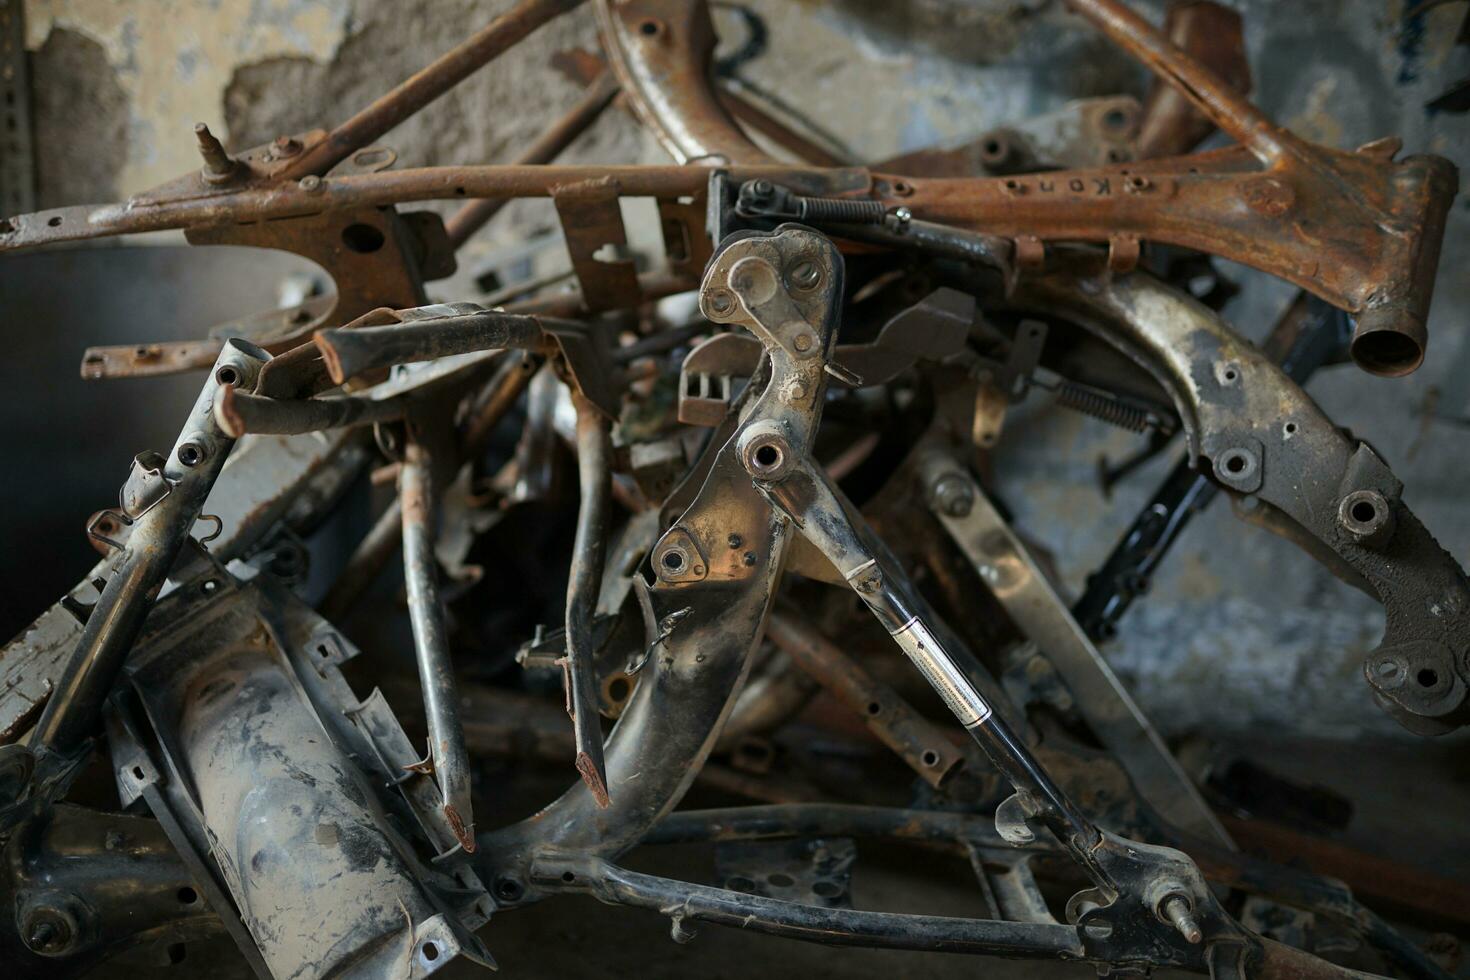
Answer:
[798,197,887,225]
[1055,383,1150,432]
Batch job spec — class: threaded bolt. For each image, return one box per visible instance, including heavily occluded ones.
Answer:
[930,473,974,518]
[1160,894,1202,944]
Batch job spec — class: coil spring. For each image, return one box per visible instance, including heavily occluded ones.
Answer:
[1055,383,1151,432]
[798,197,887,225]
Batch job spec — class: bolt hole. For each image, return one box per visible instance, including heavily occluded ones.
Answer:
[1284,422,1297,434]
[167,943,187,965]
[47,215,61,227]
[754,444,781,468]
[1417,668,1439,688]
[661,550,684,571]
[341,222,385,253]
[608,676,631,702]
[201,579,219,595]
[727,876,756,892]
[454,186,466,196]
[1223,369,1237,381]
[866,701,881,715]
[811,880,842,898]
[921,750,940,767]
[638,18,663,35]
[215,365,240,386]
[494,877,525,902]
[1224,454,1246,474]
[562,871,576,883]
[178,444,203,467]
[132,765,145,780]
[767,872,795,888]
[1351,500,1377,524]
[177,886,198,905]
[421,941,439,962]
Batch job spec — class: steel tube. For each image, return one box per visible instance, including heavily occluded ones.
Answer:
[400,440,475,852]
[445,71,621,248]
[281,0,586,178]
[533,857,1086,958]
[0,165,865,250]
[564,391,613,806]
[213,386,406,437]
[1064,0,1287,164]
[314,309,551,385]
[318,356,535,623]
[29,339,270,760]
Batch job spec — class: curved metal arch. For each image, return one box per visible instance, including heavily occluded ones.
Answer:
[1012,270,1470,735]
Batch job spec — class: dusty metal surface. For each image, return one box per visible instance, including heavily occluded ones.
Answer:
[0,1,1465,978]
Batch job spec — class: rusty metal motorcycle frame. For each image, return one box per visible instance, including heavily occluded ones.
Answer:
[0,1,1463,978]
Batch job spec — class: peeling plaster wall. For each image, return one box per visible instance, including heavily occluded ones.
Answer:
[26,0,350,200]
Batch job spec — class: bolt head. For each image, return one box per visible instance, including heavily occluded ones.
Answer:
[298,175,323,192]
[789,260,821,289]
[708,290,734,315]
[792,333,813,352]
[931,474,974,517]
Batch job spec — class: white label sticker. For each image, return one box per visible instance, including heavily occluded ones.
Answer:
[891,617,992,728]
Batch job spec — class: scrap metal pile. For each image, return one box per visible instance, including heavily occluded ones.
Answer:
[0,0,1464,977]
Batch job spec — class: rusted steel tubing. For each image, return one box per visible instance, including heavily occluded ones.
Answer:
[1064,2,1455,377]
[314,309,552,385]
[445,71,621,249]
[765,612,966,790]
[461,354,541,457]
[901,146,1456,376]
[281,0,586,179]
[650,806,1438,978]
[1065,0,1285,164]
[317,357,534,623]
[647,803,1012,849]
[717,86,848,167]
[29,340,271,760]
[533,856,1086,959]
[564,391,613,807]
[1134,1,1251,160]
[213,385,405,437]
[0,164,865,250]
[400,441,475,852]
